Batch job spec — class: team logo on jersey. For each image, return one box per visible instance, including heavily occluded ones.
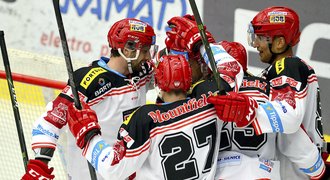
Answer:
[80,67,107,89]
[275,58,285,74]
[45,101,69,128]
[271,86,296,109]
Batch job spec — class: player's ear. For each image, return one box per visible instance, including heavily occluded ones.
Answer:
[273,36,287,53]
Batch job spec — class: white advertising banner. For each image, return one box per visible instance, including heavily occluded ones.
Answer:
[0,0,203,63]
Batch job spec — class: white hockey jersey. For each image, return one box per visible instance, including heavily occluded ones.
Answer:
[31,57,153,180]
[251,57,325,179]
[83,95,223,180]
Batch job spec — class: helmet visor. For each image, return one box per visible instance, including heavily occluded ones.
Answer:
[247,23,256,47]
[247,23,272,47]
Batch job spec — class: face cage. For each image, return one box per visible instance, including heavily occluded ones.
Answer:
[247,23,273,47]
[118,40,159,73]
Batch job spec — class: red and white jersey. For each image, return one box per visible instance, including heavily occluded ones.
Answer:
[31,57,153,179]
[251,57,325,178]
[253,57,324,145]
[83,95,222,180]
[215,75,281,179]
[214,74,324,179]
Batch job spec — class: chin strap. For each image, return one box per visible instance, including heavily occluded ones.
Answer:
[118,48,141,74]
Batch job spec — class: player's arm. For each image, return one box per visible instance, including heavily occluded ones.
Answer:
[23,67,90,179]
[22,84,76,179]
[67,104,150,179]
[251,58,311,134]
[166,15,244,91]
[208,59,310,134]
[277,127,325,179]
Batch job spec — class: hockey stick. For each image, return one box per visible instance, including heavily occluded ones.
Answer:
[0,30,29,171]
[51,1,98,180]
[188,0,226,95]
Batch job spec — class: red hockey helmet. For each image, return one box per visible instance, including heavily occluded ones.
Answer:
[155,55,192,92]
[248,6,301,47]
[220,41,247,72]
[108,18,156,50]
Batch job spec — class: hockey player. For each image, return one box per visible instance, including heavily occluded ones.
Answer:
[22,18,157,179]
[212,41,325,179]
[208,6,327,179]
[64,54,244,179]
[163,15,325,179]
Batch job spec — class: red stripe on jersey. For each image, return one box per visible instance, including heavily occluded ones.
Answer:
[310,165,325,180]
[125,140,151,158]
[252,118,262,135]
[88,76,150,106]
[32,142,57,149]
[124,110,216,158]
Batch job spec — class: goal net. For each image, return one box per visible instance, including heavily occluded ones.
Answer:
[0,49,86,180]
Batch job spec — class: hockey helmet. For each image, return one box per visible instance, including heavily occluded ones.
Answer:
[155,55,192,92]
[108,18,156,50]
[248,6,301,47]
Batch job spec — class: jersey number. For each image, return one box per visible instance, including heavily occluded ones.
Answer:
[220,122,267,151]
[159,119,217,180]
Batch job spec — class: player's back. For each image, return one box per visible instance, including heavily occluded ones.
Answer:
[127,95,222,180]
[215,76,281,180]
[219,75,274,157]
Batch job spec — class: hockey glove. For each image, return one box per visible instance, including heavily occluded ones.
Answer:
[21,159,55,180]
[67,103,101,149]
[166,15,215,54]
[207,92,258,127]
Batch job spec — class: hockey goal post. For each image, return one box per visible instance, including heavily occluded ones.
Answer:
[0,48,85,180]
[0,70,69,180]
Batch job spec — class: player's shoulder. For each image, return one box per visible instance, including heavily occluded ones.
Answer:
[123,104,160,127]
[189,77,232,99]
[271,56,311,75]
[73,58,127,96]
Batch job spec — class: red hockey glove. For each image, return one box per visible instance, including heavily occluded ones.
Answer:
[21,159,55,180]
[166,15,215,54]
[67,103,101,149]
[207,92,258,127]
